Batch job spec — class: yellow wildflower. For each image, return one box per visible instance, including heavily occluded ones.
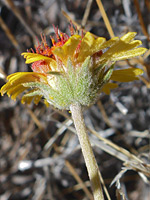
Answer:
[1,25,147,109]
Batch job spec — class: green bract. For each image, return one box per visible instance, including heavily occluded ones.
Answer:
[21,57,113,109]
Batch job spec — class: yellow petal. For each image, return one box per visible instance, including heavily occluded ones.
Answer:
[21,89,42,105]
[100,40,141,60]
[21,95,34,104]
[0,72,47,100]
[1,82,11,96]
[1,81,28,100]
[62,35,81,56]
[120,32,137,42]
[77,33,120,64]
[111,47,147,61]
[110,68,143,82]
[33,95,42,105]
[92,37,106,53]
[52,47,65,61]
[21,53,53,63]
[111,40,142,56]
[101,83,118,94]
[53,35,81,64]
[7,72,47,85]
[44,99,50,107]
[22,52,57,70]
[77,33,119,63]
[77,32,95,62]
[97,37,119,49]
[7,84,27,99]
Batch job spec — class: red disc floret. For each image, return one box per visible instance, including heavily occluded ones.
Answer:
[31,60,51,73]
[29,24,83,73]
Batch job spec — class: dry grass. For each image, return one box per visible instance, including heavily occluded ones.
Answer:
[0,0,150,199]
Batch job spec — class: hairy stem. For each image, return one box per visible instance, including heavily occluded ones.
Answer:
[70,103,104,200]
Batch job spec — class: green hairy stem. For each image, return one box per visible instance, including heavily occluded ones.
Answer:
[70,103,104,200]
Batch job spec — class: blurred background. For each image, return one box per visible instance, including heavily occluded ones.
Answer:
[0,0,150,199]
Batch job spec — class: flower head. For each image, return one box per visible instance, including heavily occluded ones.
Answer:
[1,24,147,109]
